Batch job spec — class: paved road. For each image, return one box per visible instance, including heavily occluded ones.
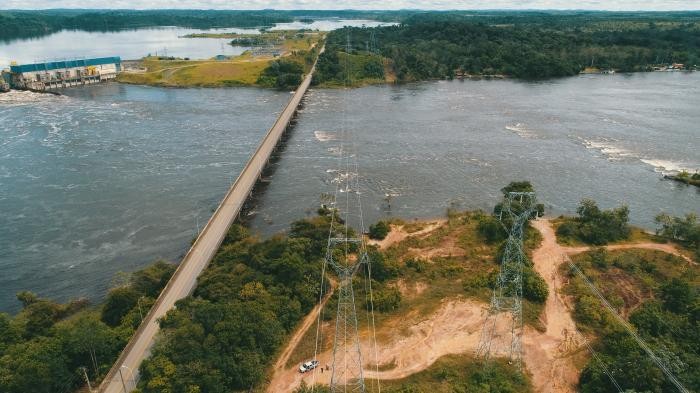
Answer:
[99,49,322,393]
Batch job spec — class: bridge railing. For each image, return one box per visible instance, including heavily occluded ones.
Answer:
[98,46,323,393]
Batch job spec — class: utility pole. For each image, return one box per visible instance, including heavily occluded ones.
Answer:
[137,296,144,323]
[476,192,537,371]
[118,367,128,393]
[81,367,93,393]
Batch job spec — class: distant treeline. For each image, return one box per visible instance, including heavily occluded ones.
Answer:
[314,11,700,82]
[0,9,401,41]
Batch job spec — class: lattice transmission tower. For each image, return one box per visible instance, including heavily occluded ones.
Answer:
[326,236,368,393]
[476,191,537,370]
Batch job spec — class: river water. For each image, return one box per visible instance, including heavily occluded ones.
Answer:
[249,72,699,235]
[0,85,290,312]
[0,20,394,69]
[0,72,698,312]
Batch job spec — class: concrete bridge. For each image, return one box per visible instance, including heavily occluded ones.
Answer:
[99,48,323,393]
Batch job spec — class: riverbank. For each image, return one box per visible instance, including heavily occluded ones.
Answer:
[117,31,323,88]
[665,171,700,188]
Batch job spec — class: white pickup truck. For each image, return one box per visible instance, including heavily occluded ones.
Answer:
[299,360,320,373]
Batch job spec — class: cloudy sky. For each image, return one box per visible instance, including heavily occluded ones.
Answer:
[1,0,699,11]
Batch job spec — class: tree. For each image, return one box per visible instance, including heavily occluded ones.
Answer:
[368,221,390,240]
[131,260,176,298]
[477,216,507,243]
[0,337,73,393]
[101,286,140,327]
[660,278,695,314]
[523,267,549,303]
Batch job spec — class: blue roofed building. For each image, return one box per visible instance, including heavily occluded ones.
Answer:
[9,57,121,90]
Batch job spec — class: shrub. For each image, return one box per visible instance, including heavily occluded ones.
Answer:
[368,221,390,240]
[523,268,549,303]
[101,287,140,327]
[477,216,507,243]
[371,284,401,312]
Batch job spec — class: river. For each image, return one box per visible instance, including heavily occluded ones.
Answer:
[0,72,698,312]
[0,85,290,312]
[248,72,699,234]
[0,19,395,69]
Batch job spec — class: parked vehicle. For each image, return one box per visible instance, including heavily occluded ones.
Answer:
[299,360,320,373]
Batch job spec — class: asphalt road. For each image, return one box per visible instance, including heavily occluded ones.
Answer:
[99,50,321,393]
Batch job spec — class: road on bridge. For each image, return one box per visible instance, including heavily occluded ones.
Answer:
[99,47,323,393]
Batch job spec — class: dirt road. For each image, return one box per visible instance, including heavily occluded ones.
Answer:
[265,218,692,392]
[99,50,323,393]
[267,279,336,393]
[525,219,584,393]
[563,242,695,264]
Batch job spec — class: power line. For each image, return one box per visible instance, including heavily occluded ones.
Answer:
[311,29,380,393]
[476,192,537,370]
[566,256,690,393]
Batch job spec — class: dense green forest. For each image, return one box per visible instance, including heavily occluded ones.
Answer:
[565,249,699,392]
[0,261,175,393]
[0,9,401,41]
[136,218,333,392]
[314,12,700,83]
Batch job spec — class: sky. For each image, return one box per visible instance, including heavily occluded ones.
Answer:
[1,0,700,11]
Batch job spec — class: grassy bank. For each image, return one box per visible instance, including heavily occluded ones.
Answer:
[562,248,699,392]
[118,56,272,87]
[117,31,323,88]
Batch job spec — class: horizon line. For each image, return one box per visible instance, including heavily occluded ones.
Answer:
[3,8,700,12]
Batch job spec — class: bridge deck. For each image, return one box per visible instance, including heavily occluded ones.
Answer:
[99,50,322,393]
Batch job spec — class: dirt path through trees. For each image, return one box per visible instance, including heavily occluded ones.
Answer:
[265,218,690,392]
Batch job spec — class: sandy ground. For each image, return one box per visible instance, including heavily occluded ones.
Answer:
[266,279,336,393]
[525,219,585,393]
[368,220,445,250]
[265,218,692,392]
[563,242,695,264]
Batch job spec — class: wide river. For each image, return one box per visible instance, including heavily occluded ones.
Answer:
[0,19,394,69]
[0,72,698,312]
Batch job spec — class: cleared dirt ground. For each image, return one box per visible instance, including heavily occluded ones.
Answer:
[266,217,691,392]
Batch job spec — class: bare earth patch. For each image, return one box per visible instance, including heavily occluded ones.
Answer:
[368,220,445,250]
[266,217,692,392]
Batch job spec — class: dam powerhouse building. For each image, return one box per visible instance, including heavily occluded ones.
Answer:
[6,57,121,91]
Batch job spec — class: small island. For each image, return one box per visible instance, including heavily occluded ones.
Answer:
[665,170,700,188]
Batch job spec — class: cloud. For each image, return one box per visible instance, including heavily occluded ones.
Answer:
[1,0,699,10]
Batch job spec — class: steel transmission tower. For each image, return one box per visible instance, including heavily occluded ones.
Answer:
[327,237,367,393]
[477,191,537,370]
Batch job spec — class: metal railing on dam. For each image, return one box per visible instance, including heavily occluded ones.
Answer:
[99,49,323,393]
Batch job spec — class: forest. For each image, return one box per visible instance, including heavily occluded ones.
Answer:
[314,12,700,83]
[566,249,699,392]
[136,218,332,392]
[0,261,175,393]
[0,9,401,42]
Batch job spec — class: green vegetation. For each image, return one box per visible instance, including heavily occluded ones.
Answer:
[118,33,321,88]
[0,10,294,41]
[136,218,335,392]
[556,199,631,245]
[0,261,174,393]
[314,12,700,84]
[563,249,699,392]
[367,355,532,393]
[117,56,273,87]
[656,213,700,258]
[369,221,391,240]
[667,171,700,187]
[257,59,304,89]
[0,9,403,41]
[314,50,386,87]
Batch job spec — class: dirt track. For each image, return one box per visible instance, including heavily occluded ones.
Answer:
[266,279,336,393]
[265,218,692,392]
